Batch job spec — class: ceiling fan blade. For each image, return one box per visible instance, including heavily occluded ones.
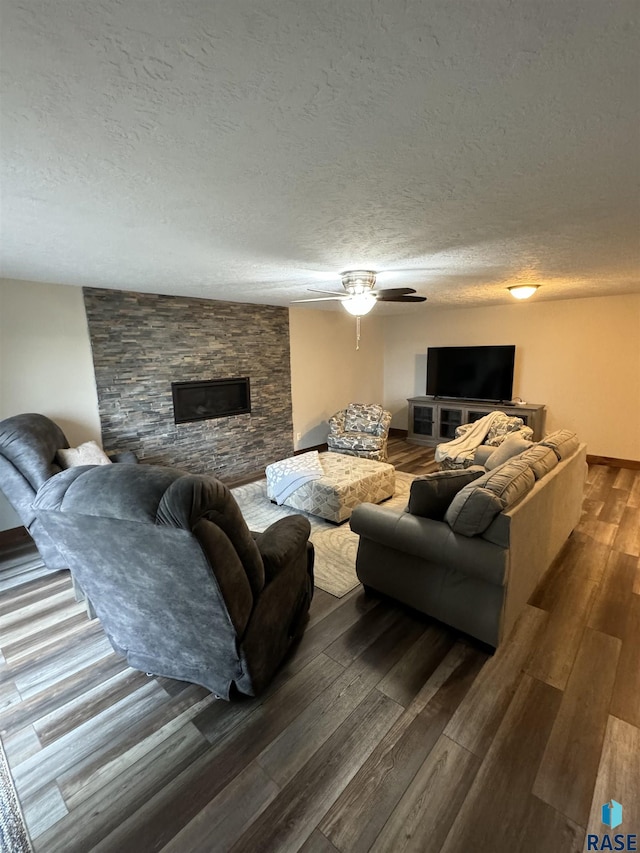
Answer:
[374,287,417,299]
[377,294,427,303]
[308,288,347,296]
[291,296,345,303]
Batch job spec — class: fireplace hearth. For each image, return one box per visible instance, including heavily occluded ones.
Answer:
[172,378,251,424]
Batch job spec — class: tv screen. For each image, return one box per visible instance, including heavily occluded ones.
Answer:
[426,345,515,402]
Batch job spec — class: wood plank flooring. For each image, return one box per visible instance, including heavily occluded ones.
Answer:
[1,436,639,852]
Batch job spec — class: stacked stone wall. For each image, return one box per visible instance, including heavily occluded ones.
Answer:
[84,287,293,480]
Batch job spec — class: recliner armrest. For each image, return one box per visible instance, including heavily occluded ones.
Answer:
[253,516,311,581]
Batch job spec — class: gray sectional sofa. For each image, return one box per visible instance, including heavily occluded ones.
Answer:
[350,430,587,647]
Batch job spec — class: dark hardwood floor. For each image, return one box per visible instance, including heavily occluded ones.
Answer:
[0,437,638,851]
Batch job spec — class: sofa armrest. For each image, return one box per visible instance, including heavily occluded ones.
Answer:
[369,409,392,437]
[350,503,507,586]
[253,516,311,581]
[350,503,453,562]
[328,410,346,435]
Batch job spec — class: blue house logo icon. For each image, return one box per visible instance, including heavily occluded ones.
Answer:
[588,799,635,850]
[602,800,623,830]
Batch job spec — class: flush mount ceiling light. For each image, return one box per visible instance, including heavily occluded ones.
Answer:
[508,285,540,300]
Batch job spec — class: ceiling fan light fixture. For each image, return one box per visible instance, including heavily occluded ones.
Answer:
[342,292,377,316]
[508,285,539,300]
[341,269,377,294]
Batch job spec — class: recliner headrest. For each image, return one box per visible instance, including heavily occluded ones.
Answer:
[0,413,69,490]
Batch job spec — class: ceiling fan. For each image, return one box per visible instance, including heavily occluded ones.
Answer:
[292,269,427,316]
[292,269,427,350]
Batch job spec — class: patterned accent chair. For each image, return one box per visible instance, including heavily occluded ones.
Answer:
[439,414,534,470]
[327,403,392,462]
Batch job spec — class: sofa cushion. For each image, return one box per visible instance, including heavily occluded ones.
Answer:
[408,466,485,520]
[328,432,384,452]
[445,458,535,536]
[344,403,384,434]
[56,440,112,468]
[517,444,558,480]
[541,429,580,460]
[485,433,533,470]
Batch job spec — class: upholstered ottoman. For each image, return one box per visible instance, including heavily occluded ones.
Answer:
[266,451,396,523]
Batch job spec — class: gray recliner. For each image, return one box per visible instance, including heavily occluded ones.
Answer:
[0,413,137,573]
[33,463,314,698]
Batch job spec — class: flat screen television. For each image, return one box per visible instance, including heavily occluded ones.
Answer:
[426,345,516,402]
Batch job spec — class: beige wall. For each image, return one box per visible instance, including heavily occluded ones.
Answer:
[289,307,384,449]
[383,293,640,461]
[0,279,102,529]
[2,282,637,531]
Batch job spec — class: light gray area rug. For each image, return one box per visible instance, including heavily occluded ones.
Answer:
[232,471,415,597]
[0,737,33,853]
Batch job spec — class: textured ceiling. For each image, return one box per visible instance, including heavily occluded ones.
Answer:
[1,0,639,312]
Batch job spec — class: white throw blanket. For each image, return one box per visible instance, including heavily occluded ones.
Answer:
[434,411,504,464]
[265,450,324,505]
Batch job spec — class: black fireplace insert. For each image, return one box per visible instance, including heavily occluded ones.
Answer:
[172,377,251,424]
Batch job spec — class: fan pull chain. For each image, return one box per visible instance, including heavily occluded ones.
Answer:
[356,315,361,350]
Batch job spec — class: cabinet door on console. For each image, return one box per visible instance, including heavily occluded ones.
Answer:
[439,408,463,439]
[467,409,494,423]
[413,405,435,438]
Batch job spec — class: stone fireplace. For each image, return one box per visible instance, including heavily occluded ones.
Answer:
[83,287,293,480]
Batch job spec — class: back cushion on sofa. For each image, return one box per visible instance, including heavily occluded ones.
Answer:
[408,466,485,520]
[344,403,383,433]
[541,429,580,460]
[445,458,535,537]
[517,444,558,479]
[485,433,533,470]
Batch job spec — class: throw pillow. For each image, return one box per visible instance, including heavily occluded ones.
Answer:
[541,429,580,460]
[485,433,533,470]
[408,466,485,520]
[445,458,535,536]
[56,440,112,469]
